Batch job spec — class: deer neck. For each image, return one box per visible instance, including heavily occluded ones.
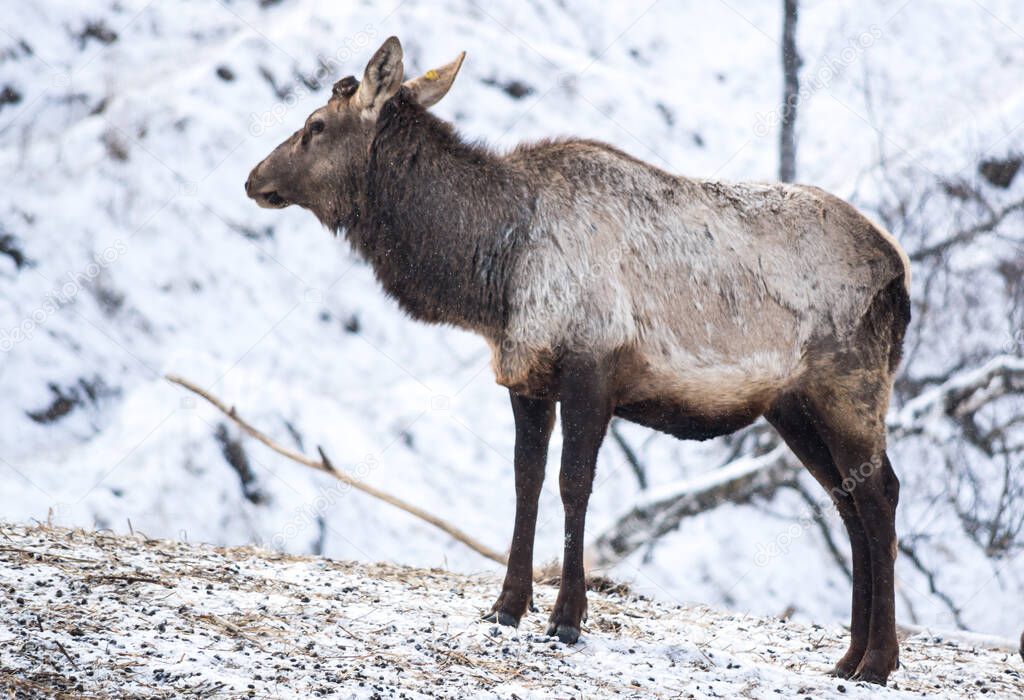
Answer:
[346,90,527,335]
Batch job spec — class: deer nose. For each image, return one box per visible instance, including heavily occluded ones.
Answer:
[245,164,264,197]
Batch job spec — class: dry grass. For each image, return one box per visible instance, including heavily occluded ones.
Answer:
[1,522,1021,699]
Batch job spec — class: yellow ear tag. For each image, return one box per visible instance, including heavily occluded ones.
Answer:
[425,69,439,81]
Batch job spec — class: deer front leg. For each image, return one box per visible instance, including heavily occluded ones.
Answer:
[546,356,613,644]
[485,391,555,627]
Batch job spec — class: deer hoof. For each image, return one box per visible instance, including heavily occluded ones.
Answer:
[546,622,581,645]
[849,649,898,686]
[482,610,520,628]
[829,643,866,679]
[831,655,861,679]
[831,662,856,679]
[485,590,530,627]
[850,668,889,686]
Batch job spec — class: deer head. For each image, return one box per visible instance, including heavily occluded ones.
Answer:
[245,36,465,228]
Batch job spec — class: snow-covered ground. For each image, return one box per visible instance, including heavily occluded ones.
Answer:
[2,522,1022,699]
[1,0,1023,652]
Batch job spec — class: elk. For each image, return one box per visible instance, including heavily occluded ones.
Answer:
[246,37,911,685]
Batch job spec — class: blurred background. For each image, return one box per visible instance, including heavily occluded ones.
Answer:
[1,0,1022,639]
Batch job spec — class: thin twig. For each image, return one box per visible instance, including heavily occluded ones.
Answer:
[909,197,1024,262]
[609,420,647,490]
[791,480,851,582]
[897,539,967,630]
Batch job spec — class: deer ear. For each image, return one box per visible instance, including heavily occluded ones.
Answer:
[404,51,466,108]
[354,36,404,114]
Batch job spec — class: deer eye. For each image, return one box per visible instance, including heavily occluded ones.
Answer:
[308,120,325,135]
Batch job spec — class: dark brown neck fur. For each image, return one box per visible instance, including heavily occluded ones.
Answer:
[344,88,531,333]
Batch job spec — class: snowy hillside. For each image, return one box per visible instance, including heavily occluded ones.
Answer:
[2,522,1022,699]
[1,0,1023,650]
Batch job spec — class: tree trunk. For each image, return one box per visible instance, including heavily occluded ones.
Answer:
[779,0,801,182]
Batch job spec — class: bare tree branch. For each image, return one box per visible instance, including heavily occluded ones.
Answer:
[908,197,1024,262]
[586,446,797,568]
[890,355,1024,439]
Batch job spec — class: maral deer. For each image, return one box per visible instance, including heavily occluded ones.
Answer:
[246,37,911,685]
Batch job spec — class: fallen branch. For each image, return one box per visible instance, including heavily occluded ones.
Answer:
[890,355,1024,439]
[586,445,797,569]
[165,374,508,568]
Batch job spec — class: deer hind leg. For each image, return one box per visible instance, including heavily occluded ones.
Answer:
[546,354,614,644]
[486,391,555,627]
[804,372,900,686]
[766,393,873,679]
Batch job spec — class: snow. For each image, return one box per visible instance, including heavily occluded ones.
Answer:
[2,522,1022,699]
[1,0,1023,661]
